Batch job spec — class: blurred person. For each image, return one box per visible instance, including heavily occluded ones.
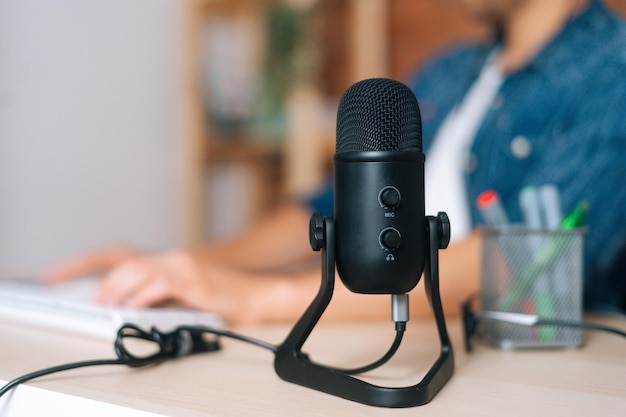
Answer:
[43,0,626,323]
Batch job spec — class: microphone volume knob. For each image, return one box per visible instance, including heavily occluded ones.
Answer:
[379,186,401,208]
[380,227,402,249]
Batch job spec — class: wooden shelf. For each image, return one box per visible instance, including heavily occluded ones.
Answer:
[204,140,282,164]
[198,0,275,15]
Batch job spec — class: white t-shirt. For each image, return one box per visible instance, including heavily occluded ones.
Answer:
[424,53,504,243]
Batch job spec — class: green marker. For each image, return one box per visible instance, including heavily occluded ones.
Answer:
[560,200,588,229]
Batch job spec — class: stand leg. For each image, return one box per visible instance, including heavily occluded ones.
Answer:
[274,214,454,408]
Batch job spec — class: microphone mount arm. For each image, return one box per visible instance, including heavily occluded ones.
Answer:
[274,212,454,408]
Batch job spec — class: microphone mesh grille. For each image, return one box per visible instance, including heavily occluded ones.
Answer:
[336,78,422,153]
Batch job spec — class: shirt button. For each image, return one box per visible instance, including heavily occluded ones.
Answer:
[511,135,532,159]
[463,152,478,173]
[491,94,504,110]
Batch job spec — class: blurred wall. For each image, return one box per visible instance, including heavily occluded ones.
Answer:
[0,0,185,275]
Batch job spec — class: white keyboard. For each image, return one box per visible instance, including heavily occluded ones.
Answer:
[0,277,224,339]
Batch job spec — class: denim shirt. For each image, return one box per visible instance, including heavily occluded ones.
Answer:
[308,0,626,312]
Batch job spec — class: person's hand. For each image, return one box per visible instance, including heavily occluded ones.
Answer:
[44,248,299,324]
[101,251,305,324]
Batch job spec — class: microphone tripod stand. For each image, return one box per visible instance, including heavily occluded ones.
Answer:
[274,212,454,408]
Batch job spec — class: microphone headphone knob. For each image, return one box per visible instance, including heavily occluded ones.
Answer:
[380,227,402,249]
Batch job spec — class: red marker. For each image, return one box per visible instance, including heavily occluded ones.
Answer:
[477,190,510,228]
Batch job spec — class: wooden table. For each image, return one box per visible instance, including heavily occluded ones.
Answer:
[1,314,625,416]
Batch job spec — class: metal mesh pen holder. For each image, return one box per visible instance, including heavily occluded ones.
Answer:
[480,227,585,349]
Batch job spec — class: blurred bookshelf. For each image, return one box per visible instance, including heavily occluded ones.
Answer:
[184,0,331,242]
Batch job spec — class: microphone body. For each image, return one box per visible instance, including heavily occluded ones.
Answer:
[334,78,426,294]
[335,151,425,294]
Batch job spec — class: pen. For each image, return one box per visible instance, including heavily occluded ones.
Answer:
[519,186,543,230]
[537,184,564,340]
[477,190,509,228]
[477,189,527,285]
[560,200,588,229]
[534,283,557,341]
[520,185,556,340]
[538,184,562,229]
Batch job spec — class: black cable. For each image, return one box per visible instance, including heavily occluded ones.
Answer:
[0,324,222,399]
[173,325,278,354]
[175,323,410,375]
[536,319,626,338]
[326,322,406,375]
[0,321,404,399]
[0,359,125,398]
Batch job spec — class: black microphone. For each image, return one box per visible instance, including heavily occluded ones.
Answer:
[334,78,425,294]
